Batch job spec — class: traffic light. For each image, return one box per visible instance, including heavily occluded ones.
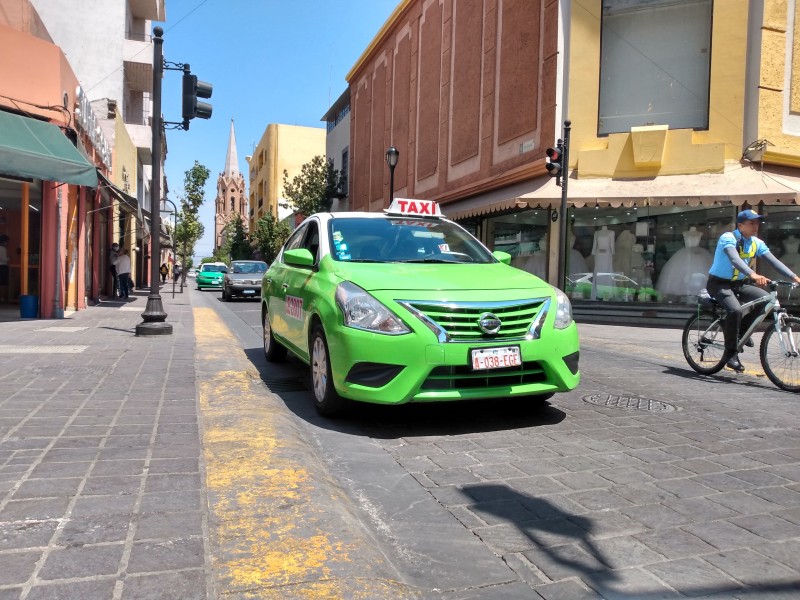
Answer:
[181,65,212,130]
[545,143,563,178]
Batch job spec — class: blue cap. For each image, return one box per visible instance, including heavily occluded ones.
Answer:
[737,209,764,223]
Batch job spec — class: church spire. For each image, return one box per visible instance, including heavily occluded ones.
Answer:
[224,118,239,178]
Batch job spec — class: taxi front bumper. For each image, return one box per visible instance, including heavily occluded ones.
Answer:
[325,323,580,405]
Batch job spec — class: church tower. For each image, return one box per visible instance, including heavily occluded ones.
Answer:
[214,119,247,250]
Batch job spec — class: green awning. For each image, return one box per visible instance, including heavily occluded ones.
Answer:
[0,111,98,187]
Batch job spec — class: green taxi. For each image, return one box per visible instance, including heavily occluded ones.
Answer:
[196,262,227,290]
[261,199,580,416]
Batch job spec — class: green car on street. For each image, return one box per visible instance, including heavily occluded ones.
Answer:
[196,262,227,290]
[261,199,580,416]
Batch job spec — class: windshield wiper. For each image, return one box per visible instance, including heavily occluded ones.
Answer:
[395,258,456,263]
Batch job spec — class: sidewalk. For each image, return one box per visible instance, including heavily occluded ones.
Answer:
[0,284,413,600]
[0,285,205,599]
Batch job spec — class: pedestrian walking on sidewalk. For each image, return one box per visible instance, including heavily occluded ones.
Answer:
[160,263,169,283]
[116,248,132,299]
[109,243,120,298]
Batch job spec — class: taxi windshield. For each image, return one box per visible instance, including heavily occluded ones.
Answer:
[328,217,496,264]
[201,264,227,273]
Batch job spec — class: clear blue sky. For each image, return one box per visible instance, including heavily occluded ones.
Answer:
[159,0,400,261]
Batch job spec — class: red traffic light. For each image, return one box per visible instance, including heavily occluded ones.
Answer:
[545,145,563,177]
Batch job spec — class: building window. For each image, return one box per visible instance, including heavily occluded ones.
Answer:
[340,148,349,194]
[598,0,712,135]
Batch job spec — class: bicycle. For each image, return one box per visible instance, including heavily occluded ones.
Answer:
[681,281,800,391]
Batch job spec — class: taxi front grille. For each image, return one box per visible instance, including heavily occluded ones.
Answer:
[399,298,548,342]
[421,361,547,390]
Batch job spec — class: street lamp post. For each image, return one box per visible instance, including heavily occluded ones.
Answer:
[136,26,172,336]
[385,146,399,203]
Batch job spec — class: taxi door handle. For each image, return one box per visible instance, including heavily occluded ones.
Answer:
[281,283,289,291]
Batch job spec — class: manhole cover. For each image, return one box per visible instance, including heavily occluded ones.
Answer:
[263,377,308,393]
[582,393,679,412]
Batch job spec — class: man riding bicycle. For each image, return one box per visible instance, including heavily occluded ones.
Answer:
[706,209,800,373]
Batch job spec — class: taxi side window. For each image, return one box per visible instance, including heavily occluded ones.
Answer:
[301,222,320,263]
[283,224,307,254]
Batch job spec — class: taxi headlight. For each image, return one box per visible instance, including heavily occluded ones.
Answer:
[553,287,574,330]
[335,281,410,335]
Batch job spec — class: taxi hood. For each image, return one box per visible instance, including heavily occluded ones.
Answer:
[331,261,552,293]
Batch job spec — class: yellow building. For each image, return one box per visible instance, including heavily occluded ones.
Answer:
[440,0,800,321]
[247,124,326,230]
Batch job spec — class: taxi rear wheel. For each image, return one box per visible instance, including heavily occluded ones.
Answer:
[310,325,347,417]
[263,311,287,362]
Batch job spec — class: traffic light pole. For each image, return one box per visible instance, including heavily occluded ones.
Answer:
[136,26,172,336]
[556,120,571,292]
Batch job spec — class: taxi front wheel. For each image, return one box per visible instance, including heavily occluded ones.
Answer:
[310,325,347,417]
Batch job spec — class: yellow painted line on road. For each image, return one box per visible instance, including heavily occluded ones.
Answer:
[193,307,408,599]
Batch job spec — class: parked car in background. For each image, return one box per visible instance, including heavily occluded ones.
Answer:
[196,262,227,290]
[222,260,268,301]
[187,268,197,278]
[566,272,662,301]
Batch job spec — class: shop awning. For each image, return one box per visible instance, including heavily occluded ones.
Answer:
[97,171,140,214]
[443,163,800,220]
[0,111,98,187]
[96,172,155,240]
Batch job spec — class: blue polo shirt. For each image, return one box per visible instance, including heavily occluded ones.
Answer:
[709,230,769,281]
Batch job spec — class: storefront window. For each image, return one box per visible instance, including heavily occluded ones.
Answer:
[569,204,735,303]
[759,207,800,303]
[598,0,712,134]
[486,211,549,280]
[0,178,42,311]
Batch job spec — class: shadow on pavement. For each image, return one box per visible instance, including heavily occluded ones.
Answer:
[242,346,567,439]
[663,364,786,392]
[463,483,800,599]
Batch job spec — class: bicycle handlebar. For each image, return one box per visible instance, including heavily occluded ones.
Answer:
[767,280,799,290]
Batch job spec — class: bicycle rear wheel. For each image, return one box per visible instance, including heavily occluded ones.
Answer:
[760,315,800,392]
[682,311,727,375]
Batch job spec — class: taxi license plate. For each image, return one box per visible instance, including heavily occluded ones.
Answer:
[471,346,521,370]
[243,290,255,294]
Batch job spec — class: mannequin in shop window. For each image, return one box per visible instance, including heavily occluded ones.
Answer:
[613,228,636,277]
[591,226,615,273]
[568,230,587,277]
[523,234,547,279]
[655,225,713,297]
[780,235,800,273]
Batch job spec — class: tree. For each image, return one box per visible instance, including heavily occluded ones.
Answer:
[214,214,252,262]
[280,155,341,217]
[253,209,292,264]
[175,161,211,284]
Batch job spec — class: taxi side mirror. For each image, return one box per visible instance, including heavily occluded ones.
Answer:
[284,248,315,267]
[492,250,512,265]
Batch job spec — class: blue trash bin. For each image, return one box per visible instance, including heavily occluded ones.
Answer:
[19,295,38,319]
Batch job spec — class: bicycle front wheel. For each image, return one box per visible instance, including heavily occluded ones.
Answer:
[760,315,800,392]
[682,311,727,375]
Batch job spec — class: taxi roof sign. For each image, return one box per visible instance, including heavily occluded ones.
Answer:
[385,198,442,217]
